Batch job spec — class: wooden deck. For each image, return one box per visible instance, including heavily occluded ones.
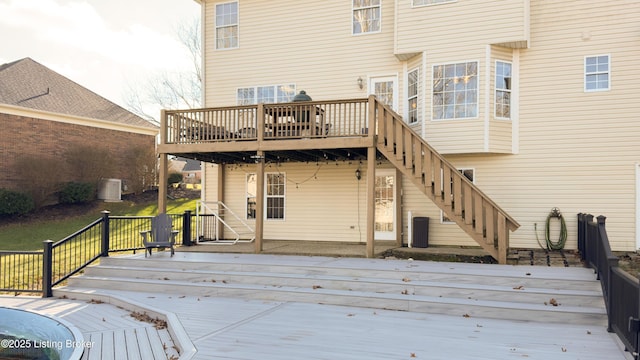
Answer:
[1,253,632,359]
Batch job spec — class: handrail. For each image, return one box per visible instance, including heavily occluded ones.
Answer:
[373,98,519,263]
[578,213,639,359]
[196,201,255,244]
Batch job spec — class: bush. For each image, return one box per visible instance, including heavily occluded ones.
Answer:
[0,189,34,216]
[59,182,95,204]
[168,173,183,185]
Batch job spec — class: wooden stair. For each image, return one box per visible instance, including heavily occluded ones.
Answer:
[373,101,520,263]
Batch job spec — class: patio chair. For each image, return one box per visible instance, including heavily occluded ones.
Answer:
[140,213,178,257]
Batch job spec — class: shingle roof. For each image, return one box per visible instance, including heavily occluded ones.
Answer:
[0,57,156,129]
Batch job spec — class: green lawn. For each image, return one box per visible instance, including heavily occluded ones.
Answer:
[0,198,198,251]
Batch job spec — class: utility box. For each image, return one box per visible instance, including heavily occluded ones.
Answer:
[412,217,429,248]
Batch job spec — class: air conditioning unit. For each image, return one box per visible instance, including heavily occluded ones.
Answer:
[98,178,122,202]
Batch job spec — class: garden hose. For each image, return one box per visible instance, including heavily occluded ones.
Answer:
[535,207,568,250]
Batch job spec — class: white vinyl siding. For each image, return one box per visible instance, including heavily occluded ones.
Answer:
[215,1,238,50]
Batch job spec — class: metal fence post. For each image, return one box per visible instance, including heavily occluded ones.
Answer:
[42,240,53,298]
[101,210,110,257]
[183,210,192,246]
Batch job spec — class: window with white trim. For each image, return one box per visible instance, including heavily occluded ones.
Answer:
[495,61,512,119]
[353,0,381,34]
[407,68,419,124]
[442,168,474,223]
[585,55,610,91]
[215,2,238,49]
[432,62,478,120]
[236,84,296,105]
[266,173,285,220]
[413,0,455,6]
[246,173,256,219]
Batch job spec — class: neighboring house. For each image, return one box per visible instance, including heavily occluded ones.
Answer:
[157,1,639,262]
[170,157,202,184]
[0,58,158,200]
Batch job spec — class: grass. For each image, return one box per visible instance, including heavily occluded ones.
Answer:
[0,197,198,293]
[0,198,197,251]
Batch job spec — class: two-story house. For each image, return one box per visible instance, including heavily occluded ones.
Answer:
[158,0,639,263]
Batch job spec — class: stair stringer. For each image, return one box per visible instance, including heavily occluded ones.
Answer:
[373,101,520,263]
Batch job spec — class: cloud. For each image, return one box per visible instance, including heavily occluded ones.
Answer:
[0,0,191,70]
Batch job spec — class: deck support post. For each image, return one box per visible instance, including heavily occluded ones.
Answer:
[255,150,265,253]
[366,146,376,258]
[158,109,168,213]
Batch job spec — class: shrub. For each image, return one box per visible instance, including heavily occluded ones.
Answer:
[0,189,34,216]
[168,173,183,185]
[59,182,95,204]
[13,155,66,208]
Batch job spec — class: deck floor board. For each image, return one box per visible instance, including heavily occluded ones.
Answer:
[0,253,632,359]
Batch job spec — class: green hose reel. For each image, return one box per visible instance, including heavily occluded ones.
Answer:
[535,207,568,250]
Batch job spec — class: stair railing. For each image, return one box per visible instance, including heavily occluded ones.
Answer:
[373,99,519,263]
[196,201,255,245]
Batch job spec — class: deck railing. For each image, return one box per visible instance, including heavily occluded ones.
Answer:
[0,211,198,297]
[164,99,370,144]
[578,213,639,359]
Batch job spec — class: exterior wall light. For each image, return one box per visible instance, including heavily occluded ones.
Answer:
[355,168,361,180]
[357,77,364,90]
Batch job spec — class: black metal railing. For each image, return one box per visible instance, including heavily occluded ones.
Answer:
[578,213,639,359]
[0,210,198,297]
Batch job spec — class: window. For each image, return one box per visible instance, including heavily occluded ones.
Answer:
[353,0,381,34]
[585,55,610,91]
[413,0,455,6]
[246,173,256,219]
[407,68,419,124]
[266,173,285,220]
[216,2,238,49]
[495,61,512,119]
[442,168,474,223]
[432,62,478,120]
[236,84,295,105]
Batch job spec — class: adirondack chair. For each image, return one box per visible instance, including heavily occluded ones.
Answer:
[140,213,178,257]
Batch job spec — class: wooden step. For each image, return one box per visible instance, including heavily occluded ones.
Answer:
[56,254,607,326]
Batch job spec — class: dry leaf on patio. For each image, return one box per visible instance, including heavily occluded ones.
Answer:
[313,285,323,289]
[463,313,471,318]
[402,277,411,282]
[410,352,416,357]
[549,298,559,306]
[513,285,524,290]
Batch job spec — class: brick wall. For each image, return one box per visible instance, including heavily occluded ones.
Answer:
[0,112,156,191]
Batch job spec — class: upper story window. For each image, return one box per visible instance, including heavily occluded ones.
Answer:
[432,61,478,120]
[407,68,419,124]
[495,61,512,119]
[413,0,456,6]
[585,55,610,92]
[353,0,381,35]
[216,2,238,49]
[237,84,296,105]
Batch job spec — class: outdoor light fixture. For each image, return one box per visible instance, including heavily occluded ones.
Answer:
[357,77,364,90]
[355,168,361,180]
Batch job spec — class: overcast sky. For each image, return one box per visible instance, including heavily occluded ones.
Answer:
[0,0,200,115]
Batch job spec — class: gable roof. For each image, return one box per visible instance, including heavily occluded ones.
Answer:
[0,58,156,129]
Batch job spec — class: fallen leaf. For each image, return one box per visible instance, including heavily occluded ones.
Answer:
[313,285,323,289]
[561,347,567,352]
[586,330,591,335]
[463,313,471,318]
[549,298,559,306]
[402,277,411,282]
[525,272,531,276]
[401,289,409,295]
[513,285,524,290]
[410,353,416,358]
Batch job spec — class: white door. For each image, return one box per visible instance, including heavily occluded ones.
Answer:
[370,76,398,111]
[375,170,395,240]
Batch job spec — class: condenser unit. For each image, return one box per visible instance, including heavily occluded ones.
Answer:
[98,178,122,202]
